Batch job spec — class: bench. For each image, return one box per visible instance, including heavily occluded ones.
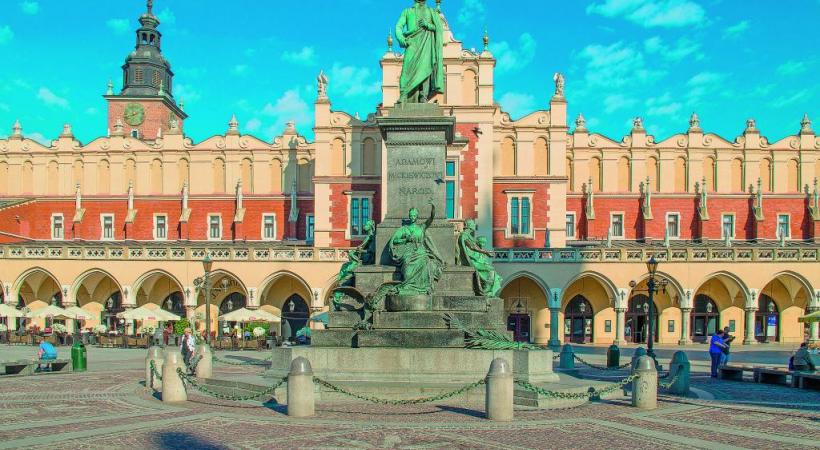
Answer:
[792,372,820,390]
[718,365,758,381]
[753,367,791,386]
[1,358,72,376]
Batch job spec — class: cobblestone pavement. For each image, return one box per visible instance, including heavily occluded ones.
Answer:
[1,349,818,449]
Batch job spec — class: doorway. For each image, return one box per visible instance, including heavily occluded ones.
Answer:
[507,314,531,342]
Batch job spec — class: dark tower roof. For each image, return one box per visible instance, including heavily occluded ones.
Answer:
[120,0,174,98]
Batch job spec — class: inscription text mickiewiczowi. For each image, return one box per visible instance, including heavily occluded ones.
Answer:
[388,157,439,196]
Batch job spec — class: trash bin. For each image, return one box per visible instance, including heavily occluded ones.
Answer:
[71,341,87,372]
[607,344,620,368]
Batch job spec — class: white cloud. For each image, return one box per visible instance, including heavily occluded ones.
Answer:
[261,89,311,137]
[493,33,536,73]
[0,25,13,44]
[575,41,666,91]
[282,46,317,66]
[686,71,725,87]
[232,65,249,76]
[498,92,535,118]
[722,20,749,39]
[85,107,99,115]
[20,1,39,14]
[645,93,682,116]
[771,89,810,108]
[643,36,701,62]
[587,0,705,28]
[244,118,261,132]
[603,94,638,113]
[156,7,175,25]
[329,63,380,98]
[25,132,51,146]
[37,87,69,109]
[106,18,130,34]
[776,60,807,76]
[174,83,201,103]
[458,0,486,26]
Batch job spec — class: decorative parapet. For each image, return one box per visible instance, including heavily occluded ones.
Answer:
[491,245,819,263]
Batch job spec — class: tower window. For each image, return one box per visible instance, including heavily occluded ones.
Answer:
[141,33,148,45]
[152,71,161,87]
[135,68,143,83]
[131,130,139,138]
[149,34,155,45]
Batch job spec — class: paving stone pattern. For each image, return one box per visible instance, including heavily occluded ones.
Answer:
[0,350,818,449]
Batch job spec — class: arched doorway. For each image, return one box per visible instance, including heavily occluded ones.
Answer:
[691,294,719,342]
[219,292,246,315]
[16,269,62,330]
[500,275,548,344]
[73,270,123,332]
[281,294,309,340]
[564,295,593,343]
[161,292,186,317]
[102,292,123,332]
[755,294,779,342]
[626,294,658,344]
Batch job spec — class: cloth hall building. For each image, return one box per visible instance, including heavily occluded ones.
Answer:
[0,3,818,346]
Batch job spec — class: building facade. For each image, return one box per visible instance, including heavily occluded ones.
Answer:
[0,3,818,345]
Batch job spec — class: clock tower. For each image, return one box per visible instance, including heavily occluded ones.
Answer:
[105,0,186,140]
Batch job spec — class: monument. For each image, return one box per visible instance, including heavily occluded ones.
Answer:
[269,0,557,399]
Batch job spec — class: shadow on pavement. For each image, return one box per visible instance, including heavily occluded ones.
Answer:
[154,431,230,450]
[435,405,485,418]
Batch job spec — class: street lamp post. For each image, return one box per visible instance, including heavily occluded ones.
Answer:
[202,255,213,344]
[630,255,667,366]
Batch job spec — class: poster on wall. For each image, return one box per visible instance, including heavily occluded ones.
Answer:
[766,315,777,337]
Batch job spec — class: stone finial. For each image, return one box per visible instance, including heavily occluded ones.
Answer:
[60,123,73,138]
[387,30,394,52]
[112,119,125,136]
[106,79,114,95]
[800,113,813,135]
[235,180,243,209]
[483,28,490,51]
[284,120,297,135]
[745,118,757,132]
[317,70,329,100]
[632,117,644,131]
[158,79,165,96]
[575,113,587,132]
[75,183,82,209]
[227,114,239,134]
[11,119,22,139]
[179,97,185,111]
[169,117,180,133]
[552,72,565,97]
[182,180,189,210]
[127,181,135,211]
[689,112,701,131]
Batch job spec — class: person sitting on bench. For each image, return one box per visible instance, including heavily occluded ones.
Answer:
[37,341,57,371]
[792,343,817,373]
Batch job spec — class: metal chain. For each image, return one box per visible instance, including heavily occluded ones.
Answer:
[514,374,639,400]
[149,359,162,381]
[176,367,287,402]
[313,377,486,405]
[573,354,632,371]
[658,370,682,389]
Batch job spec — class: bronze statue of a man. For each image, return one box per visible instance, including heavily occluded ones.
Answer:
[395,0,445,103]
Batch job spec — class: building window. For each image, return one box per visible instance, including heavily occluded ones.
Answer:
[153,215,167,240]
[134,68,143,83]
[721,214,735,239]
[445,160,458,219]
[130,129,139,138]
[306,214,315,242]
[262,214,277,241]
[776,214,790,239]
[565,213,576,239]
[610,213,624,239]
[510,196,531,236]
[51,214,64,240]
[350,196,371,237]
[208,215,222,240]
[152,70,161,87]
[101,214,115,240]
[666,213,680,239]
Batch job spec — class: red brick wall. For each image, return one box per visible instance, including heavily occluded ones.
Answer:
[492,182,549,248]
[107,99,183,140]
[455,123,478,219]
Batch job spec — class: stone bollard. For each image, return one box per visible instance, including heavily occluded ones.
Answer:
[485,357,513,421]
[632,355,658,410]
[631,347,647,370]
[607,344,620,368]
[161,349,187,403]
[145,346,164,390]
[667,351,690,396]
[194,343,213,379]
[287,357,315,418]
[559,344,575,369]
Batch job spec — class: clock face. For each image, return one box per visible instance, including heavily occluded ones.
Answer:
[124,103,145,126]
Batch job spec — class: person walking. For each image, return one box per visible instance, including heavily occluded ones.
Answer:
[720,326,735,366]
[709,329,728,378]
[179,327,195,372]
[792,342,817,372]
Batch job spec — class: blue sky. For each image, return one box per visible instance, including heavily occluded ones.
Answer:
[0,0,817,144]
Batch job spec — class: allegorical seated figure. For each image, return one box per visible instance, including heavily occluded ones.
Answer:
[337,219,376,285]
[395,0,444,103]
[389,201,443,295]
[458,219,502,297]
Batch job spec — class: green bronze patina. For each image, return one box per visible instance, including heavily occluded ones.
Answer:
[395,0,445,103]
[458,219,502,297]
[389,201,443,295]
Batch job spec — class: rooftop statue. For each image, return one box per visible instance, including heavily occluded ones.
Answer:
[395,0,445,103]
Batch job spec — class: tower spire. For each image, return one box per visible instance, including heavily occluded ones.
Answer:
[147,0,154,15]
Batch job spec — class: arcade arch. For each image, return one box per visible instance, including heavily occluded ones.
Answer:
[72,269,123,330]
[258,272,312,340]
[499,274,549,344]
[561,273,617,344]
[692,272,748,343]
[757,273,813,343]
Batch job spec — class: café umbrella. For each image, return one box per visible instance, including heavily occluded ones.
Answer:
[218,307,280,323]
[798,310,820,323]
[64,306,92,320]
[29,305,73,320]
[117,305,181,322]
[0,303,26,319]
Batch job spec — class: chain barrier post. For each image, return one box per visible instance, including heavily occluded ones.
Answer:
[194,343,213,379]
[485,357,513,421]
[667,351,690,395]
[607,344,620,368]
[630,346,647,370]
[287,356,315,418]
[632,355,657,410]
[161,349,187,403]
[559,344,575,369]
[145,346,164,390]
